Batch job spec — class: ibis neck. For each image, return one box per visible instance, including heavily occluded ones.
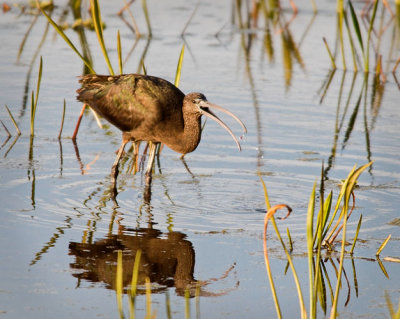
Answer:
[166,113,202,155]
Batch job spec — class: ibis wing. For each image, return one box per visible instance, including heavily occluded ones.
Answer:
[77,74,185,132]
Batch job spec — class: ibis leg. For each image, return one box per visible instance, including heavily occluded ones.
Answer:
[145,142,157,185]
[72,104,87,141]
[111,140,128,189]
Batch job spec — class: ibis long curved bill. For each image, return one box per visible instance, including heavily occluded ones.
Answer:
[206,102,247,135]
[199,101,246,151]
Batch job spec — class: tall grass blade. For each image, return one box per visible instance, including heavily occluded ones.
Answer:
[330,204,348,318]
[337,1,347,70]
[323,166,356,242]
[348,0,364,54]
[259,174,306,319]
[365,0,379,72]
[36,0,95,74]
[330,162,372,318]
[90,0,114,75]
[30,56,43,136]
[259,175,282,319]
[30,91,35,136]
[349,214,362,254]
[58,99,66,140]
[307,181,316,318]
[174,44,185,87]
[116,250,125,319]
[376,234,391,256]
[117,30,123,75]
[4,105,21,135]
[343,12,359,71]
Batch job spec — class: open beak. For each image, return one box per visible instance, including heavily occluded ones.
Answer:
[199,101,247,151]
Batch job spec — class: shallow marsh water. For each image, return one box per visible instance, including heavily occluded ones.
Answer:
[0,0,400,318]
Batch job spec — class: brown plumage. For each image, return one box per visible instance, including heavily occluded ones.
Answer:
[77,73,246,185]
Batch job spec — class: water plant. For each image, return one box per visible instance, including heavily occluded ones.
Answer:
[30,56,43,136]
[58,99,66,139]
[260,161,374,318]
[4,105,21,136]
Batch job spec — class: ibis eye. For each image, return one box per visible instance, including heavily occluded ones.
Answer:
[192,100,196,103]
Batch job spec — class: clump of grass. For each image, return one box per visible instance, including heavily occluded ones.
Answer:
[260,161,373,318]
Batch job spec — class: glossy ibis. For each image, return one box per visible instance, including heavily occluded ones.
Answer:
[77,74,246,185]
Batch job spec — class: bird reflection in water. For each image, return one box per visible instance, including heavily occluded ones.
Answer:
[69,226,237,297]
[69,227,194,296]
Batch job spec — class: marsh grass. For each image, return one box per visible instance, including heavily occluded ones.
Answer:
[37,0,95,74]
[260,162,375,318]
[58,99,66,139]
[4,105,21,135]
[376,234,391,256]
[330,0,394,73]
[90,0,114,75]
[30,56,43,136]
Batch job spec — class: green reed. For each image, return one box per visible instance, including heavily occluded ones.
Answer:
[260,173,306,319]
[376,234,391,256]
[4,105,21,135]
[58,99,66,139]
[174,45,185,87]
[30,56,43,136]
[117,30,123,74]
[90,0,114,75]
[260,162,373,318]
[349,214,362,255]
[37,0,95,74]
[332,0,381,72]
